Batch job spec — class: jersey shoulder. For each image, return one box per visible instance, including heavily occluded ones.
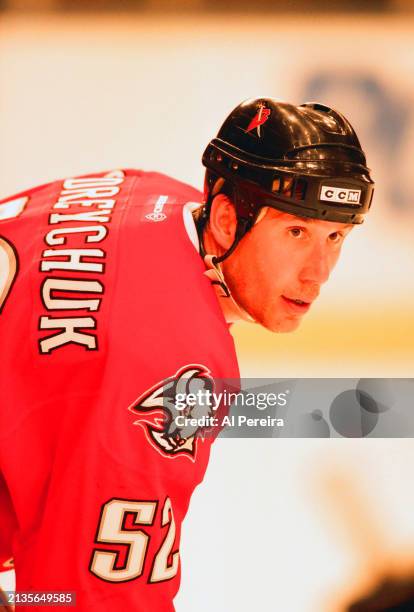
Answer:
[0,169,202,207]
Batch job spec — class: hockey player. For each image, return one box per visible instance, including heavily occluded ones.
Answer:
[0,99,374,610]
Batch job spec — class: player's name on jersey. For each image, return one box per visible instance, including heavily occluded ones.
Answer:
[174,414,285,428]
[38,174,125,354]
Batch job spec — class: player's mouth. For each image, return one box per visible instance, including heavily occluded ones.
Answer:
[281,296,312,314]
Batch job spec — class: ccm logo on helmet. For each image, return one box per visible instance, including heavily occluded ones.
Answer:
[320,186,361,205]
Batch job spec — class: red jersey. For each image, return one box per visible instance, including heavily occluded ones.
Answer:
[0,170,240,610]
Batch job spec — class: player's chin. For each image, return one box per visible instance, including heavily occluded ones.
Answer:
[263,314,304,333]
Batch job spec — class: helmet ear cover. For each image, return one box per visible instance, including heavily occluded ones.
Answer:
[198,172,255,264]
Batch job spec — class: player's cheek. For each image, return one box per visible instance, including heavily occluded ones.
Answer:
[329,246,343,272]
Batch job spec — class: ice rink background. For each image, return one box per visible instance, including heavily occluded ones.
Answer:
[1,10,414,611]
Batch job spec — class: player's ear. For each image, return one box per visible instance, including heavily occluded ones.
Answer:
[208,194,237,250]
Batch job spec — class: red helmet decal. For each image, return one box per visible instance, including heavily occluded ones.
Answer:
[246,103,271,136]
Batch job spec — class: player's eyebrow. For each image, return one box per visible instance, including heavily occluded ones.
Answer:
[296,216,315,223]
[277,213,317,223]
[280,214,353,229]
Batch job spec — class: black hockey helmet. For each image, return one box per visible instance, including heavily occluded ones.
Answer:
[201,98,374,262]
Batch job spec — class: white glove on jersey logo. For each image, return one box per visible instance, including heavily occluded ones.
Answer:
[128,364,215,460]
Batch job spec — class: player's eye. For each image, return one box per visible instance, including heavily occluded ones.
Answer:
[288,227,306,238]
[328,231,344,243]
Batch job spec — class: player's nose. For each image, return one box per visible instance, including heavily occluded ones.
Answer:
[300,245,331,286]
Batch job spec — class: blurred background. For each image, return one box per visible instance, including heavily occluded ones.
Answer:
[1,1,413,611]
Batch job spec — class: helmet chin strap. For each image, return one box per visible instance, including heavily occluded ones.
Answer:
[203,254,255,324]
[211,217,251,265]
[201,207,269,324]
[211,205,269,265]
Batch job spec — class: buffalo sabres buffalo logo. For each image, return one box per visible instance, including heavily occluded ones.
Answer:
[128,364,215,460]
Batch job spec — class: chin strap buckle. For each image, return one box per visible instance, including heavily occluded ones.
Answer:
[203,255,231,298]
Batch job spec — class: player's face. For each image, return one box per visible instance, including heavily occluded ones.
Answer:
[223,208,353,332]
